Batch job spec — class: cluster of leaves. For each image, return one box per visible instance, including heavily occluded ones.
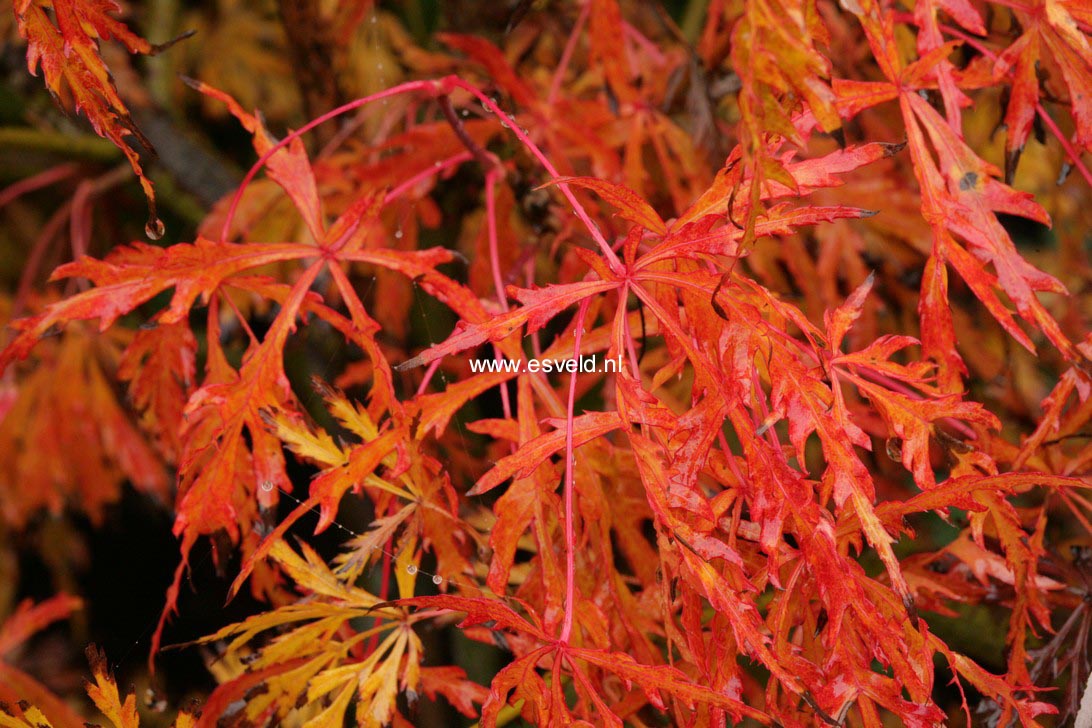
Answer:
[2,0,1092,726]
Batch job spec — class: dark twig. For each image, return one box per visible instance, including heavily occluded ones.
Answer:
[438,95,497,174]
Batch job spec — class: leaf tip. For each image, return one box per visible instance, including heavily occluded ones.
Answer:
[257,407,276,428]
[902,591,921,629]
[1005,147,1022,186]
[394,355,427,372]
[882,140,908,157]
[151,29,197,54]
[178,74,203,92]
[309,374,339,399]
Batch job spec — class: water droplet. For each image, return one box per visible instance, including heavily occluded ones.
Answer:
[500,121,509,129]
[406,564,418,575]
[143,688,167,713]
[260,480,274,492]
[394,229,403,239]
[377,63,384,71]
[432,574,442,585]
[370,14,377,23]
[145,218,165,240]
[461,109,469,117]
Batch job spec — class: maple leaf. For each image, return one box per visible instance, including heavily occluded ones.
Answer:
[404,592,770,724]
[827,276,1002,488]
[158,262,331,649]
[824,0,1079,380]
[0,238,309,369]
[541,177,668,235]
[568,646,769,723]
[993,0,1092,178]
[0,321,167,527]
[478,646,558,727]
[185,78,325,242]
[904,93,1070,353]
[232,375,470,598]
[84,645,139,728]
[197,539,437,727]
[721,0,842,245]
[14,0,189,235]
[418,666,490,718]
[117,321,197,461]
[938,643,1058,725]
[469,411,623,496]
[395,279,620,371]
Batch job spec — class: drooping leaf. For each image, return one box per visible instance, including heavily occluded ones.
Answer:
[14,0,185,232]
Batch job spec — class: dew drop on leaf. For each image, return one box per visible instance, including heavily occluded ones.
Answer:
[145,218,165,240]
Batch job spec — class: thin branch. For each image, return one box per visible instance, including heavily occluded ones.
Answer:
[438,94,497,174]
[559,298,591,644]
[217,78,441,243]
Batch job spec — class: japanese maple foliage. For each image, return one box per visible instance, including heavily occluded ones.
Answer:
[2,0,1092,726]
